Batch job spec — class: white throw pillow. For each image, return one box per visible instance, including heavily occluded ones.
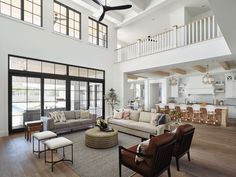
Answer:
[135,139,150,164]
[80,110,90,119]
[150,113,160,126]
[113,110,123,119]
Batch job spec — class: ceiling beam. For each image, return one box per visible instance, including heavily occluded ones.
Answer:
[219,61,231,70]
[170,68,186,75]
[127,75,138,80]
[130,0,147,13]
[152,71,170,77]
[192,65,207,73]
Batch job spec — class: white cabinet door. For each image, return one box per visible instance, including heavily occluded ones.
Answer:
[228,106,236,118]
[171,85,179,97]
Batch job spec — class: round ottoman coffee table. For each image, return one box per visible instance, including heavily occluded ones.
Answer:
[85,127,118,149]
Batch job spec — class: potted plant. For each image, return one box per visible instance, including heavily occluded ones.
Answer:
[104,88,119,114]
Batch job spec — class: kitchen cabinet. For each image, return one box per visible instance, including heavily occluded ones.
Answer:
[225,73,236,98]
[228,106,236,119]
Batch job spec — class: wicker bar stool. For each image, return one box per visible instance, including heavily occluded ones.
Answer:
[192,104,202,123]
[206,105,217,125]
[180,104,188,121]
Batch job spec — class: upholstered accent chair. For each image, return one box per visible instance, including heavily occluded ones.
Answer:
[119,133,176,177]
[172,124,195,171]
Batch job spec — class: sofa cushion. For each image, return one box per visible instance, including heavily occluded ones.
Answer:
[139,112,155,123]
[128,122,157,134]
[64,111,75,120]
[129,111,140,121]
[74,110,80,119]
[158,114,166,125]
[67,119,92,127]
[54,122,70,129]
[58,111,67,122]
[109,119,134,128]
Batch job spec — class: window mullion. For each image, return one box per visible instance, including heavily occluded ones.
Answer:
[66,7,69,35]
[21,0,24,21]
[97,22,99,45]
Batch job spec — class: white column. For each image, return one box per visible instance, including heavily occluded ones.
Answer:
[144,80,150,111]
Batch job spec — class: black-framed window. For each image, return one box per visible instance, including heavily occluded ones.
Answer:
[8,55,105,133]
[0,0,42,26]
[88,17,108,48]
[54,1,81,39]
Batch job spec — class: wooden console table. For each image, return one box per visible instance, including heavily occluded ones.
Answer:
[25,120,43,142]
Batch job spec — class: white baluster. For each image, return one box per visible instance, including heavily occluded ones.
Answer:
[208,16,211,39]
[212,16,215,38]
[204,18,207,40]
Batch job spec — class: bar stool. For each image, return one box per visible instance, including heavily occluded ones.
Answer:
[192,104,202,123]
[158,103,167,114]
[180,104,188,121]
[187,106,194,121]
[206,105,217,125]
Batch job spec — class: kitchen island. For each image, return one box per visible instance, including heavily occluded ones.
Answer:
[155,104,228,127]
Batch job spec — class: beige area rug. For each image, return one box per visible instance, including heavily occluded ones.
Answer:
[61,123,236,177]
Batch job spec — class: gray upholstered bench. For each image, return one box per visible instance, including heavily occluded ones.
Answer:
[32,131,57,158]
[44,137,73,172]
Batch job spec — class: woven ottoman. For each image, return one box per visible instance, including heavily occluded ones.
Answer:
[33,131,57,158]
[85,127,118,149]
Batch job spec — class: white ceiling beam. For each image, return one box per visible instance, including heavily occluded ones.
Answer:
[130,0,147,13]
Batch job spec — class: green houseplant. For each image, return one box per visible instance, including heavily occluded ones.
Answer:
[104,88,119,114]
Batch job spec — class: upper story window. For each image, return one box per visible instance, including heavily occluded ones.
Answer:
[88,17,108,48]
[0,0,42,26]
[54,1,81,39]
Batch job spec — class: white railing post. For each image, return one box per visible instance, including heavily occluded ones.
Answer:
[172,25,178,48]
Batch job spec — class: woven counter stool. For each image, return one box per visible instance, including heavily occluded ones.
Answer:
[44,137,73,172]
[33,131,57,158]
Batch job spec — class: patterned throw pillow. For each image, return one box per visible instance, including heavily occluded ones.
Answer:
[48,112,59,123]
[123,111,130,120]
[58,111,67,122]
[135,139,150,164]
[80,110,90,119]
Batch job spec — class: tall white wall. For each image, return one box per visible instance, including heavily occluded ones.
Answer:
[0,0,117,137]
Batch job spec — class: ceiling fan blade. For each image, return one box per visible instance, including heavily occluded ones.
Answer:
[105,5,132,11]
[99,9,106,21]
[92,0,102,6]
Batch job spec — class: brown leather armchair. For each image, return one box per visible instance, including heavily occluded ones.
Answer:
[172,124,195,171]
[119,133,176,177]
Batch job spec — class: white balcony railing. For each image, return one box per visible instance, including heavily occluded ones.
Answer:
[116,16,222,62]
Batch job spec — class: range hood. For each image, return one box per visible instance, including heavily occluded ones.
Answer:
[185,76,214,95]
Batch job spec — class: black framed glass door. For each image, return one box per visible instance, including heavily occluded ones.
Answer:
[11,76,41,131]
[89,82,103,118]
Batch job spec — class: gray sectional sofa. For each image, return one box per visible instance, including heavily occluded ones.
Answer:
[41,110,96,133]
[107,111,171,139]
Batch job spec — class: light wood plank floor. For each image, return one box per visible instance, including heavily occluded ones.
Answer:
[0,123,236,177]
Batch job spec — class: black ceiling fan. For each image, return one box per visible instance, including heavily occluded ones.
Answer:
[92,0,132,21]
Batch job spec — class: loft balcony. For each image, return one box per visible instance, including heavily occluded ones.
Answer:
[115,16,223,63]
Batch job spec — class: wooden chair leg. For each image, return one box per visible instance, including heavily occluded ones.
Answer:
[187,151,191,161]
[176,157,180,171]
[167,167,171,177]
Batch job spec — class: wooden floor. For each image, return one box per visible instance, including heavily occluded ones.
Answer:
[0,133,79,177]
[0,123,236,177]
